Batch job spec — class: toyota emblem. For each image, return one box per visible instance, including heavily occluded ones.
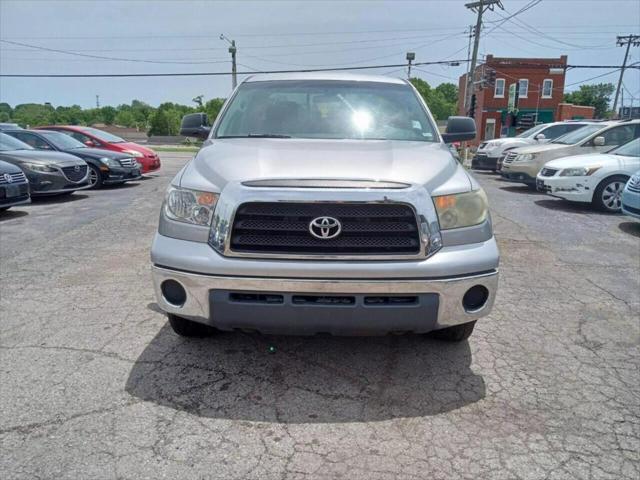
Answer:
[3,173,13,183]
[309,216,342,239]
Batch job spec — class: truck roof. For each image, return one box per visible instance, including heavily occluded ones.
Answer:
[243,71,408,85]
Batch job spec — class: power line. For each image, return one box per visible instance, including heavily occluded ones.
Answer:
[0,59,471,78]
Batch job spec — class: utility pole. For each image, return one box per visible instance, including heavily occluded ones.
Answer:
[612,34,639,118]
[406,52,415,80]
[463,25,474,110]
[95,95,100,108]
[464,0,503,114]
[220,34,238,90]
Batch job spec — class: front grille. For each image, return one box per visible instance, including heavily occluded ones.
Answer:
[627,176,640,193]
[540,167,559,177]
[118,157,136,167]
[503,151,518,164]
[227,202,421,256]
[0,171,27,185]
[60,165,88,182]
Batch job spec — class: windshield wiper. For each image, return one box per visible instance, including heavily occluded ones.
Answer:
[218,134,291,139]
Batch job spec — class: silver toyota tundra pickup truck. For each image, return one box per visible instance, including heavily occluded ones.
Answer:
[151,73,499,342]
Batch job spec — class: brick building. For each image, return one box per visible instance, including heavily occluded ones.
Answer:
[457,54,568,144]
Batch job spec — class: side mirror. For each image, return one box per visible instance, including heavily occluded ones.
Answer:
[180,113,211,139]
[535,133,546,140]
[441,116,476,143]
[593,136,605,146]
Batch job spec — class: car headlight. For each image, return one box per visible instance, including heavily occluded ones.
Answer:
[559,166,601,177]
[433,189,489,230]
[164,185,219,226]
[515,153,534,162]
[22,162,57,173]
[99,157,120,168]
[123,149,144,158]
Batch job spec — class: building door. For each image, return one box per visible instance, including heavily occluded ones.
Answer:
[484,119,496,140]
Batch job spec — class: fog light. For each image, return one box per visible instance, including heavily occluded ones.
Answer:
[161,279,186,307]
[462,285,489,312]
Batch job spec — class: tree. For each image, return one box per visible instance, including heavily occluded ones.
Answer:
[410,78,458,121]
[148,109,172,136]
[564,83,615,119]
[192,95,204,108]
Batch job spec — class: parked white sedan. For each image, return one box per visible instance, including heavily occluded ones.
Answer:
[536,137,640,212]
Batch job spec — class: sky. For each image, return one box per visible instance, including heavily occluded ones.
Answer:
[0,0,639,109]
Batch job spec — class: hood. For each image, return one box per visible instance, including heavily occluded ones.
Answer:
[545,152,628,170]
[112,142,157,157]
[0,159,23,174]
[511,142,568,155]
[180,138,467,193]
[61,147,130,160]
[0,149,86,167]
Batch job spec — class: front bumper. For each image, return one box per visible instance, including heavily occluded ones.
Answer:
[151,233,499,335]
[25,169,91,196]
[500,161,540,184]
[536,175,594,203]
[0,182,30,208]
[140,156,161,173]
[103,166,142,184]
[472,153,500,170]
[621,187,640,219]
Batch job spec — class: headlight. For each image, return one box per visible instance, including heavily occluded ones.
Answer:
[433,189,489,230]
[515,153,534,162]
[123,149,143,158]
[22,162,57,173]
[99,157,120,167]
[164,185,219,226]
[559,166,601,177]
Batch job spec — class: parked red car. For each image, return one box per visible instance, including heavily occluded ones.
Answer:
[37,126,161,173]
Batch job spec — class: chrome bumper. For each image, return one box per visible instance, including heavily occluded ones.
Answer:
[151,265,498,333]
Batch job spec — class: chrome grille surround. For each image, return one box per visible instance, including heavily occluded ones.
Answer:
[0,171,27,185]
[208,181,442,261]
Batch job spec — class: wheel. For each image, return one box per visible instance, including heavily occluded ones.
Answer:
[592,175,628,212]
[88,165,103,189]
[167,313,217,337]
[430,321,476,342]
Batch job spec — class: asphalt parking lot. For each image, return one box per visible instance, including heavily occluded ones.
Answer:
[1,151,639,480]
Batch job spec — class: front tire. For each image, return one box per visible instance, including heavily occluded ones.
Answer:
[593,175,628,212]
[430,321,476,342]
[167,314,217,337]
[88,165,103,189]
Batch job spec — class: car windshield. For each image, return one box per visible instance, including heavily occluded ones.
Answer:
[515,123,548,138]
[610,137,640,157]
[80,127,125,143]
[552,124,603,145]
[215,80,438,142]
[0,132,33,151]
[40,131,87,150]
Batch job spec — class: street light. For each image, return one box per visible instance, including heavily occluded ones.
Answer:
[406,52,415,79]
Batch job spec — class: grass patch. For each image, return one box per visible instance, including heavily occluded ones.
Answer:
[152,145,200,153]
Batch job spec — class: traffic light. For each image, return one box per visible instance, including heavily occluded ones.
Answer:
[469,94,477,119]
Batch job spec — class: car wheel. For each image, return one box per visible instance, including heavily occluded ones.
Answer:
[167,313,217,337]
[88,165,103,189]
[429,321,476,342]
[593,175,628,212]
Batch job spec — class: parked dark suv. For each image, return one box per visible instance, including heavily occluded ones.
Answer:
[5,130,141,189]
[0,132,90,196]
[0,159,30,210]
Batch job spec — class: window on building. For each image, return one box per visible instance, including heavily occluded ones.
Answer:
[518,79,529,98]
[494,78,505,98]
[542,79,553,98]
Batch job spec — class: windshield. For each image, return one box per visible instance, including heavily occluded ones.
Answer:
[552,124,602,145]
[80,127,125,143]
[215,80,438,142]
[515,123,548,138]
[40,131,87,150]
[0,132,33,151]
[611,137,640,157]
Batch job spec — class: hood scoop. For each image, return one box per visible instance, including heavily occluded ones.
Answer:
[241,178,410,189]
